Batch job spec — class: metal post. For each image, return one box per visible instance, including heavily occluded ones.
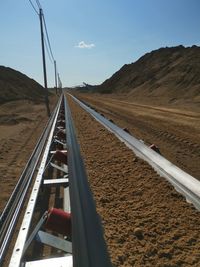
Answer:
[39,8,50,117]
[54,60,58,94]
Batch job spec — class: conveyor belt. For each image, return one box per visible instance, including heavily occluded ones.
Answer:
[4,94,111,267]
[70,94,200,211]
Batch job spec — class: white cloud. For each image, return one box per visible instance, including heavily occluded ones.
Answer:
[75,41,95,49]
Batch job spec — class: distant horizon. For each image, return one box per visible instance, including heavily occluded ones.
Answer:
[1,0,200,87]
[1,43,199,88]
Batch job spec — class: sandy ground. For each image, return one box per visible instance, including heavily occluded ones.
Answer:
[74,93,200,180]
[68,95,200,267]
[0,97,57,211]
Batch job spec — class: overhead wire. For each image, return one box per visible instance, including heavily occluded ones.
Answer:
[28,0,55,64]
[28,0,59,87]
[42,15,55,62]
[35,0,55,63]
[44,35,54,64]
[38,0,59,87]
[28,0,39,15]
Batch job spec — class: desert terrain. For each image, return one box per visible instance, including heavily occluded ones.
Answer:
[1,44,200,266]
[94,46,200,107]
[0,67,57,212]
[0,99,56,212]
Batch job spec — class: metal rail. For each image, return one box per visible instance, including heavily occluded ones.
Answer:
[9,95,62,267]
[0,97,61,265]
[70,94,200,211]
[64,95,112,267]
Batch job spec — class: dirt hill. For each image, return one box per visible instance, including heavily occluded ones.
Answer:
[0,66,45,104]
[97,45,200,105]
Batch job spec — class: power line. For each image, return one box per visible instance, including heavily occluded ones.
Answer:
[44,34,54,64]
[28,0,58,90]
[28,0,55,64]
[28,0,39,15]
[42,14,55,62]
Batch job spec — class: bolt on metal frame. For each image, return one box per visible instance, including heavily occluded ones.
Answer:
[9,96,62,267]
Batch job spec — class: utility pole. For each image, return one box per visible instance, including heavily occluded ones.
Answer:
[57,73,62,95]
[39,8,50,117]
[54,60,58,94]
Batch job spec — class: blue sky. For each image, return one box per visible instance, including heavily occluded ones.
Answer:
[0,0,200,87]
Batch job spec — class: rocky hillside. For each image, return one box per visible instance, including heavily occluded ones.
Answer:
[98,45,200,104]
[0,66,45,103]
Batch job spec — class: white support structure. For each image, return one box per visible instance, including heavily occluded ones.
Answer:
[36,231,72,253]
[64,186,71,213]
[50,162,68,173]
[25,256,72,267]
[43,178,69,186]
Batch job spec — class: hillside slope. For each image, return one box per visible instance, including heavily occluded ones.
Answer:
[0,66,45,103]
[98,45,200,104]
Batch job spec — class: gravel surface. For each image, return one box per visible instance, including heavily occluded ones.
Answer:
[68,95,200,267]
